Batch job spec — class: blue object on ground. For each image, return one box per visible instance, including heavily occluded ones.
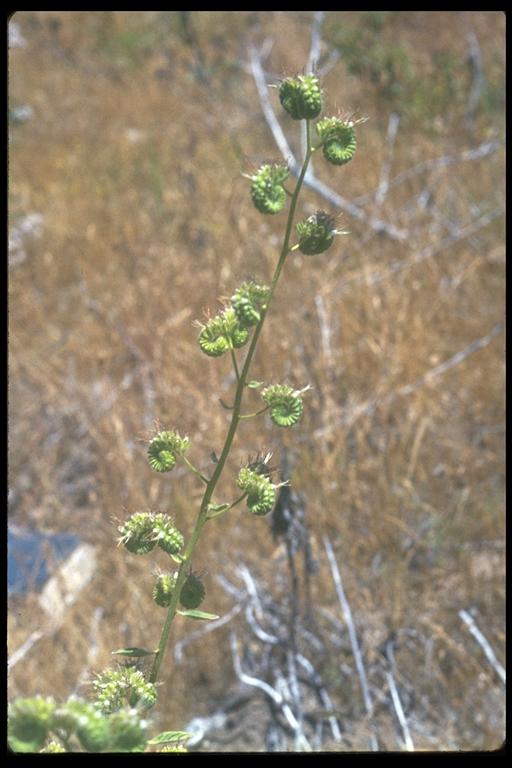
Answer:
[8,526,80,596]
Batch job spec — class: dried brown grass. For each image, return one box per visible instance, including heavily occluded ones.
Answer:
[8,11,505,751]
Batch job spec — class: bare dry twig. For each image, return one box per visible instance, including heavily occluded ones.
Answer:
[323,536,379,751]
[459,609,506,685]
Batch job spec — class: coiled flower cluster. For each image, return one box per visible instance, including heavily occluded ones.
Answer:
[279,73,323,120]
[261,384,305,427]
[153,572,178,608]
[152,571,205,609]
[198,306,249,357]
[179,573,206,609]
[296,211,338,255]
[147,430,189,473]
[93,667,157,714]
[250,163,289,215]
[237,466,277,516]
[118,511,184,557]
[231,281,270,328]
[316,116,357,166]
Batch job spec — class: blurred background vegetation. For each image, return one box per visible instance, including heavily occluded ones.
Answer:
[8,11,505,751]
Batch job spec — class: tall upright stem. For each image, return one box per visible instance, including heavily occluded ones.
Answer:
[149,121,313,685]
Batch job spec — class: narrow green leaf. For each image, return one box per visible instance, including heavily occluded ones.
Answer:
[206,502,230,519]
[111,647,156,657]
[246,380,264,389]
[147,731,192,745]
[177,609,220,621]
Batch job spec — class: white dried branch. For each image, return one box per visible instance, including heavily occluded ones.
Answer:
[333,206,503,296]
[317,49,341,78]
[286,649,309,751]
[323,536,379,751]
[296,653,342,742]
[459,609,506,685]
[302,12,326,164]
[385,671,415,751]
[236,563,264,618]
[315,293,333,364]
[8,630,44,670]
[307,11,325,74]
[374,113,401,207]
[230,632,306,741]
[394,323,503,398]
[245,602,280,645]
[353,140,502,206]
[216,573,246,600]
[249,44,297,170]
[230,632,284,705]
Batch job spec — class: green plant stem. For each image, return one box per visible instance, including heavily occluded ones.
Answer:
[239,406,270,420]
[149,120,313,686]
[182,455,210,485]
[230,347,240,383]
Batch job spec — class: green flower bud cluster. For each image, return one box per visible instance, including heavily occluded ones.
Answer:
[8,696,149,753]
[40,740,66,752]
[118,511,184,557]
[316,117,357,166]
[231,281,270,327]
[261,384,305,427]
[198,306,249,357]
[153,571,205,609]
[279,73,323,120]
[54,699,111,752]
[93,667,157,714]
[153,571,178,607]
[105,708,150,752]
[296,211,337,255]
[147,430,189,473]
[8,696,55,753]
[179,573,206,609]
[250,163,289,215]
[237,466,276,516]
[248,74,362,270]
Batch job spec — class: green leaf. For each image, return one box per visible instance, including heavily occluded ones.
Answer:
[177,609,220,621]
[147,731,192,746]
[9,736,44,753]
[246,380,264,389]
[111,647,156,657]
[206,502,230,519]
[170,553,184,564]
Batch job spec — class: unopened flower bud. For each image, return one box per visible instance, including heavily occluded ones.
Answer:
[279,74,322,120]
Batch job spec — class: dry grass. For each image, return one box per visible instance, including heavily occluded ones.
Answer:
[8,11,505,751]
